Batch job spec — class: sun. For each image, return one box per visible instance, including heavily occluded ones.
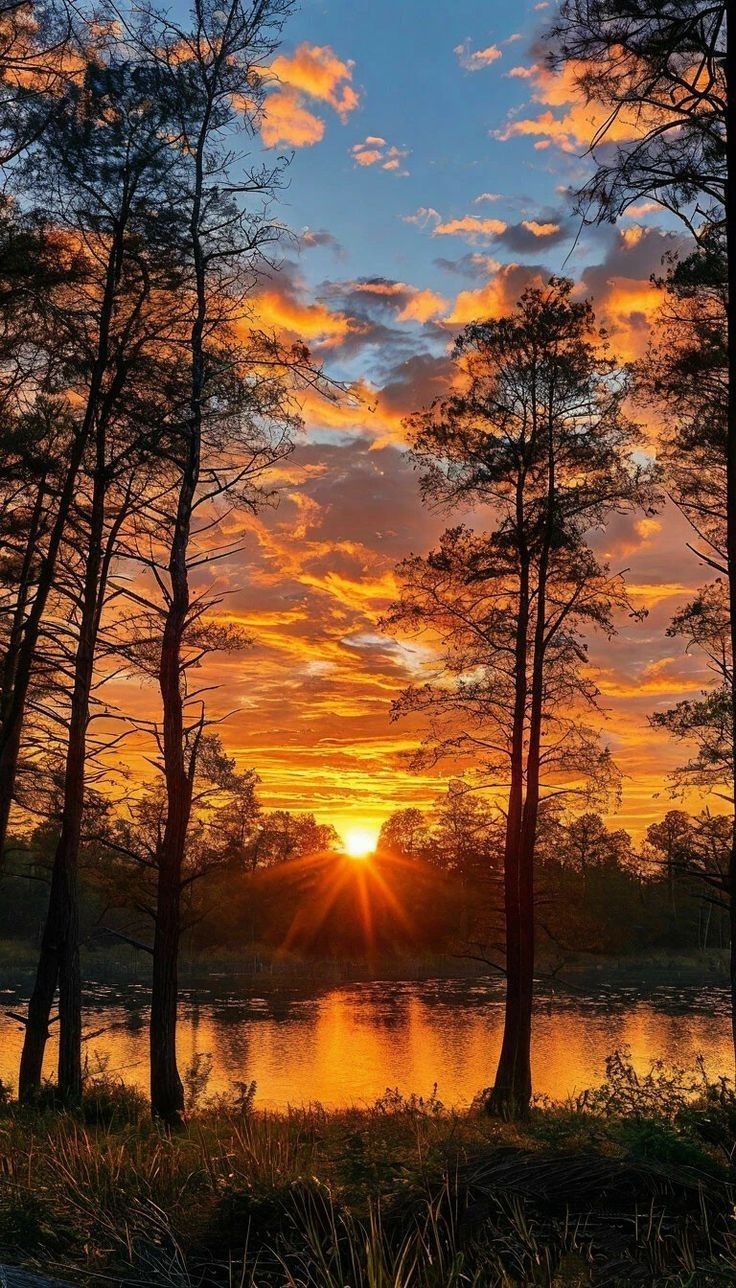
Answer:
[343,826,377,860]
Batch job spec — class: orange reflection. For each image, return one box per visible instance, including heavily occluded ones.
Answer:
[1,984,732,1110]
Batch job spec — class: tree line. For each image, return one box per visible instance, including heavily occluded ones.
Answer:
[0,0,733,1123]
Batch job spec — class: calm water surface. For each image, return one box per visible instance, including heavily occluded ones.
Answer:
[0,976,733,1107]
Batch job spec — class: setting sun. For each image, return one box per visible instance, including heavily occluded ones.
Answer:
[343,826,378,859]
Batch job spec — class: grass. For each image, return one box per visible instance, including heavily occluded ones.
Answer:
[1,1054,736,1285]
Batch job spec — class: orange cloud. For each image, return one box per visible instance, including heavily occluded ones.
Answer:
[351,138,410,175]
[397,288,448,323]
[270,43,359,119]
[598,277,663,360]
[433,215,508,240]
[348,280,447,322]
[261,88,325,148]
[494,59,652,154]
[255,288,353,348]
[447,264,547,325]
[521,220,561,237]
[263,42,358,149]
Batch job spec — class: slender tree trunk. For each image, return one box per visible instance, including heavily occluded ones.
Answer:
[0,437,84,854]
[726,2,736,1069]
[19,458,108,1100]
[0,474,48,723]
[490,379,554,1116]
[487,544,530,1116]
[150,90,209,1121]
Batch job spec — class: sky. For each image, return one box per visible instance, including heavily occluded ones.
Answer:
[118,0,718,843]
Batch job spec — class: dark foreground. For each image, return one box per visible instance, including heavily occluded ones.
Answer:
[1,1055,736,1287]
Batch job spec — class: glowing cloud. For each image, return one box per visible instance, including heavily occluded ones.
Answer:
[493,60,660,154]
[270,43,359,118]
[521,220,560,238]
[263,42,358,149]
[261,88,325,148]
[454,39,502,71]
[351,138,410,175]
[433,215,508,242]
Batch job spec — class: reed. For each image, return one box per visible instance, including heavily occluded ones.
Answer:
[0,1054,734,1286]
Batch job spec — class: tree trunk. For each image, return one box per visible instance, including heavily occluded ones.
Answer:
[487,541,530,1117]
[150,870,184,1120]
[0,440,83,855]
[490,391,554,1117]
[150,78,211,1121]
[726,0,736,1070]
[19,455,108,1099]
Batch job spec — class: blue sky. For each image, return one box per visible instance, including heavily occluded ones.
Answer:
[269,0,583,291]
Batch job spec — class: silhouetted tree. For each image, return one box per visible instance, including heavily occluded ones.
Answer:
[15,42,190,1102]
[377,807,429,860]
[386,279,655,1114]
[123,0,298,1121]
[549,0,736,1058]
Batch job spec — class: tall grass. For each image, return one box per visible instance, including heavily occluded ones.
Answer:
[0,1054,735,1285]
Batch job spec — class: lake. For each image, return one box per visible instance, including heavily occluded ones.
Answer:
[0,975,733,1107]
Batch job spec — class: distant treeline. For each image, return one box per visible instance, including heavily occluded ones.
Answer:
[2,793,730,965]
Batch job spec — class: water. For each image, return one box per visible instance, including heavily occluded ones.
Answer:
[0,976,733,1108]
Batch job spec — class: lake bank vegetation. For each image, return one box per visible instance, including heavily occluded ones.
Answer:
[1,1051,736,1286]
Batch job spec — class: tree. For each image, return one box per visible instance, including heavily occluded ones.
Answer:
[15,42,190,1102]
[385,279,654,1114]
[560,811,635,890]
[548,0,736,1059]
[645,809,696,917]
[250,810,340,867]
[429,782,501,878]
[377,808,429,860]
[123,0,298,1121]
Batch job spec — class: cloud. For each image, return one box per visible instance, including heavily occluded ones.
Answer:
[262,42,358,149]
[579,223,691,359]
[300,228,344,256]
[495,218,569,252]
[270,43,359,119]
[623,201,661,218]
[344,277,447,323]
[474,192,501,204]
[493,59,661,155]
[446,262,548,325]
[505,64,539,79]
[255,281,355,349]
[403,207,442,228]
[522,220,560,237]
[351,138,410,175]
[261,88,325,148]
[433,251,502,279]
[454,39,502,71]
[425,211,567,251]
[433,215,508,241]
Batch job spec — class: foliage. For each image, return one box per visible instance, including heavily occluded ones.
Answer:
[0,1067,735,1285]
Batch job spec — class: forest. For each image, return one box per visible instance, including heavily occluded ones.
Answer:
[1,0,736,1283]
